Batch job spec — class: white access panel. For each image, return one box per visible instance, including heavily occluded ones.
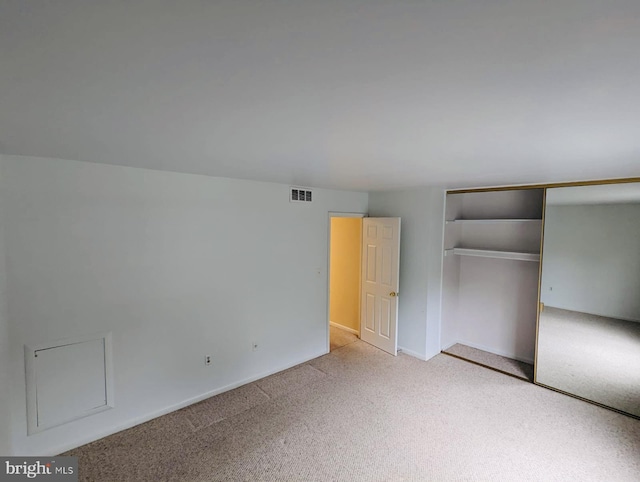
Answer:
[25,333,113,434]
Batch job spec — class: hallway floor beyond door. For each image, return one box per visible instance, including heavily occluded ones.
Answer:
[330,325,358,351]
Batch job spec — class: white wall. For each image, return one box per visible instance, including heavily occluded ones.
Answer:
[0,156,11,455]
[368,187,445,360]
[456,257,540,363]
[1,155,368,456]
[541,203,640,321]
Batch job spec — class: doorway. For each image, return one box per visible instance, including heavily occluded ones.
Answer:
[327,214,364,352]
[327,214,402,356]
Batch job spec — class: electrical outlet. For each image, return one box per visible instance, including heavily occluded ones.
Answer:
[204,355,212,366]
[252,342,259,352]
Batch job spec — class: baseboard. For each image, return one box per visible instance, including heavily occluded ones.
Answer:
[424,348,442,362]
[329,321,359,336]
[397,346,427,361]
[453,339,534,365]
[47,350,326,456]
[441,341,457,352]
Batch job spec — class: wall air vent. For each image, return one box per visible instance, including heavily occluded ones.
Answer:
[290,187,313,203]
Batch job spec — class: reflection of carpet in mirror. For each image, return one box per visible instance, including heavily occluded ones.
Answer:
[537,307,640,417]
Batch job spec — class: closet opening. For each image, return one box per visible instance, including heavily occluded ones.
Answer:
[440,188,545,382]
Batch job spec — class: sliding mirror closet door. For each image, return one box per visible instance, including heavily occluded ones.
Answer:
[536,182,640,417]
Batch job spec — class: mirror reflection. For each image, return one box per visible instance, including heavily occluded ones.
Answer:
[537,182,640,417]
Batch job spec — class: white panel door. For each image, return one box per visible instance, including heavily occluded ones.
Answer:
[360,217,401,355]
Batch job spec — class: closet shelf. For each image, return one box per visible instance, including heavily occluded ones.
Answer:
[444,248,541,262]
[445,218,542,225]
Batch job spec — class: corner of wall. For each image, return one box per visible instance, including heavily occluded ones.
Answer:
[425,187,446,358]
[0,155,13,455]
[368,186,447,361]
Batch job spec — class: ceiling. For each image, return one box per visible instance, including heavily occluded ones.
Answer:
[1,1,639,191]
[547,181,640,205]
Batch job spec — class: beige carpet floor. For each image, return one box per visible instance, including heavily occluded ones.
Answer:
[443,343,534,381]
[65,340,640,481]
[329,324,358,351]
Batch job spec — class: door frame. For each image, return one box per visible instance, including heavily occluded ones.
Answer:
[326,212,367,354]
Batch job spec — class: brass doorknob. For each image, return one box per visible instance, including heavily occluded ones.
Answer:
[389,292,397,297]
